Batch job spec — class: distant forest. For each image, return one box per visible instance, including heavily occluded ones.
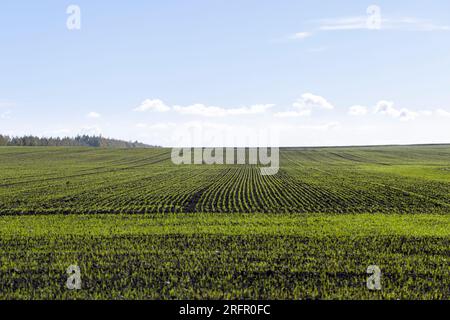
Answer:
[0,134,158,148]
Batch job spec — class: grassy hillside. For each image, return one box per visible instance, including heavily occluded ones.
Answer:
[0,145,449,299]
[0,145,450,215]
[0,214,448,299]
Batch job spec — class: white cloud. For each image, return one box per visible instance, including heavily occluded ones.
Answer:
[374,100,398,116]
[374,100,418,121]
[274,110,311,118]
[0,100,14,120]
[298,122,340,130]
[48,128,72,135]
[294,93,334,111]
[316,16,450,32]
[134,99,171,112]
[353,101,450,122]
[136,122,177,129]
[173,103,274,117]
[134,98,274,117]
[383,17,450,31]
[307,47,328,53]
[86,111,101,119]
[279,121,341,131]
[398,109,419,121]
[318,17,368,31]
[436,109,450,117]
[349,105,368,116]
[173,104,226,117]
[418,110,433,116]
[1,110,11,119]
[45,125,103,137]
[289,32,313,40]
[0,101,15,108]
[273,93,333,118]
[80,125,102,136]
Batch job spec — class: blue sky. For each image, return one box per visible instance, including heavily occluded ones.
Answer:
[1,0,450,146]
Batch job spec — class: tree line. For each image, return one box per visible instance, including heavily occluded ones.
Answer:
[0,134,158,148]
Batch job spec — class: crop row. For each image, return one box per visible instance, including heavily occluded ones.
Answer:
[0,233,448,299]
[0,147,449,215]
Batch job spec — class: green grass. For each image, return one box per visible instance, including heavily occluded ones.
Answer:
[360,164,450,182]
[1,213,449,237]
[0,145,449,299]
[1,146,450,214]
[0,214,448,300]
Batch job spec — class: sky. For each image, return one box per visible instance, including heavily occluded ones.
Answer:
[1,0,450,147]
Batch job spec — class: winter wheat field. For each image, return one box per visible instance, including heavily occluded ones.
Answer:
[0,145,448,299]
[2,1,450,304]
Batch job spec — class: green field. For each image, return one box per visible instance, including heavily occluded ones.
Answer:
[0,146,449,299]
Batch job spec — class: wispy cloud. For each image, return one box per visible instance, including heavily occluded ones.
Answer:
[0,100,15,120]
[318,17,368,31]
[289,11,449,41]
[348,100,450,122]
[294,93,334,111]
[79,125,102,136]
[280,121,341,131]
[274,110,311,118]
[383,17,450,31]
[134,99,274,117]
[133,95,449,126]
[316,16,450,32]
[275,93,334,118]
[436,109,450,117]
[349,105,369,116]
[136,122,177,129]
[45,125,103,137]
[134,99,171,112]
[173,104,275,117]
[307,46,328,53]
[374,100,418,121]
[289,32,313,40]
[0,100,15,108]
[86,111,101,119]
[0,110,12,119]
